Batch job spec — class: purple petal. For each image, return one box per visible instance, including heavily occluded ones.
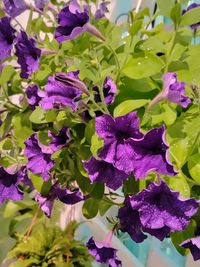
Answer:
[130,181,199,232]
[0,17,16,61]
[15,31,41,79]
[181,237,200,261]
[3,0,27,17]
[83,157,129,190]
[130,126,177,179]
[0,167,23,204]
[87,237,122,266]
[24,133,55,181]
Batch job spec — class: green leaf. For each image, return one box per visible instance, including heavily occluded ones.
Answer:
[13,112,33,146]
[90,133,104,158]
[0,65,15,87]
[156,0,174,17]
[169,138,190,169]
[29,172,51,195]
[82,198,99,219]
[168,173,190,198]
[90,183,104,200]
[45,109,57,122]
[123,53,164,79]
[29,106,47,124]
[0,138,13,150]
[99,197,114,216]
[170,3,182,27]
[188,154,200,184]
[171,220,196,255]
[114,99,149,117]
[180,6,200,27]
[129,20,143,36]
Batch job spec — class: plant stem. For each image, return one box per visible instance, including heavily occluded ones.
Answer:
[24,206,40,241]
[108,45,121,83]
[164,30,177,72]
[1,86,21,110]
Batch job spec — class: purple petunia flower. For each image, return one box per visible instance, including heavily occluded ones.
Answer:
[87,236,122,267]
[35,184,86,217]
[26,85,44,110]
[15,31,41,79]
[130,181,199,233]
[83,156,129,190]
[55,0,105,43]
[48,127,71,153]
[24,133,55,181]
[183,3,200,30]
[0,17,16,61]
[94,76,117,105]
[35,0,49,10]
[181,237,200,261]
[96,112,143,173]
[118,197,147,243]
[39,71,85,111]
[3,0,27,17]
[95,1,109,20]
[129,126,177,179]
[149,72,191,109]
[0,167,24,204]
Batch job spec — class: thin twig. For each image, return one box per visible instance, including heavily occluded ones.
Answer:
[24,206,40,241]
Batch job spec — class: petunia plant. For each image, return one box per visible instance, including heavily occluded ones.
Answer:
[0,0,200,265]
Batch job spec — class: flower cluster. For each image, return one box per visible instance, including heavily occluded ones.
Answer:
[84,112,176,189]
[0,0,199,265]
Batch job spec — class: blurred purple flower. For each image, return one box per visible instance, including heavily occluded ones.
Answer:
[149,72,191,109]
[87,236,122,267]
[0,167,24,203]
[83,156,129,190]
[130,181,199,233]
[129,126,177,179]
[183,3,200,30]
[48,127,71,152]
[3,0,27,17]
[15,31,41,79]
[96,112,143,173]
[94,76,117,105]
[17,166,34,189]
[26,85,44,110]
[35,184,86,217]
[24,133,55,181]
[55,0,105,42]
[39,71,85,111]
[181,237,200,261]
[95,1,109,20]
[0,17,16,61]
[35,0,49,10]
